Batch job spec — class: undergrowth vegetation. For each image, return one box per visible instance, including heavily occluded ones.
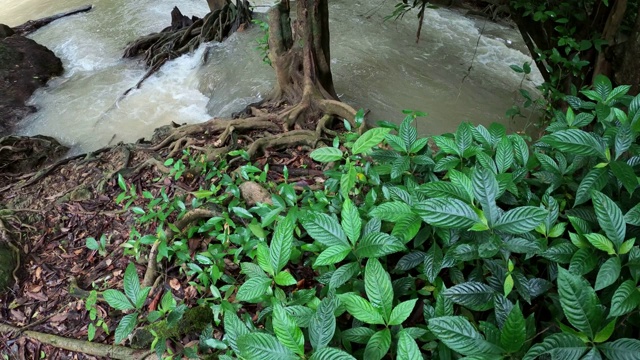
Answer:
[95,75,640,359]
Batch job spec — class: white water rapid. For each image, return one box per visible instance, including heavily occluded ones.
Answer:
[0,0,542,154]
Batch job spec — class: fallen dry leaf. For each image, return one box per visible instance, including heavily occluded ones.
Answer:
[169,278,181,291]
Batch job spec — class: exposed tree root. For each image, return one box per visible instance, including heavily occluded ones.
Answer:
[0,322,157,360]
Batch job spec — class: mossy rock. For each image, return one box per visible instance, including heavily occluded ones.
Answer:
[130,305,212,349]
[0,244,17,292]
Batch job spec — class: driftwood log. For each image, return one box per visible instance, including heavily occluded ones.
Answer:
[12,5,93,36]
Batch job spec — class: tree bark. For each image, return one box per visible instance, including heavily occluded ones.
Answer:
[615,9,640,95]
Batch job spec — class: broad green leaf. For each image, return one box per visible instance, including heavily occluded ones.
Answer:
[584,233,616,255]
[340,163,357,199]
[274,271,297,286]
[428,316,503,356]
[135,287,151,309]
[388,299,418,326]
[473,167,500,226]
[493,206,548,234]
[625,203,640,226]
[397,330,422,360]
[365,258,394,322]
[237,333,298,360]
[241,262,268,279]
[330,262,361,289]
[599,338,640,360]
[456,122,473,154]
[103,290,135,311]
[610,161,638,195]
[574,167,609,206]
[595,257,621,291]
[369,201,413,222]
[424,243,443,283]
[592,191,626,249]
[540,129,604,157]
[309,347,357,360]
[523,333,587,360]
[256,242,274,276]
[496,136,514,173]
[414,198,480,229]
[114,312,138,344]
[236,277,271,302]
[449,168,474,200]
[85,237,99,251]
[391,214,422,243]
[615,125,633,160]
[224,311,250,353]
[594,319,616,343]
[273,303,304,356]
[363,329,391,360]
[433,136,461,156]
[123,263,141,305]
[342,327,376,344]
[443,282,495,311]
[341,199,361,245]
[501,302,526,353]
[569,248,598,275]
[310,147,344,163]
[354,232,405,258]
[338,293,385,325]
[313,245,351,267]
[557,267,600,339]
[418,181,472,202]
[609,280,640,317]
[309,297,339,350]
[270,216,295,274]
[510,134,530,166]
[302,212,349,247]
[353,128,392,155]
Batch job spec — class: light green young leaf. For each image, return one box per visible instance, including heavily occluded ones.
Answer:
[584,233,616,255]
[114,312,138,344]
[310,147,344,163]
[309,297,340,350]
[595,257,621,291]
[363,328,391,360]
[236,277,271,302]
[338,293,385,325]
[274,271,297,286]
[237,333,298,360]
[428,316,503,356]
[388,299,418,326]
[493,206,548,234]
[340,162,357,199]
[256,242,274,276]
[103,290,135,311]
[123,263,141,305]
[313,245,352,267]
[396,330,422,360]
[273,303,304,356]
[365,258,394,322]
[352,128,392,155]
[414,198,480,229]
[270,215,295,274]
[592,191,626,249]
[341,198,361,245]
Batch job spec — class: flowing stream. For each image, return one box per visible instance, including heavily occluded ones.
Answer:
[0,0,542,154]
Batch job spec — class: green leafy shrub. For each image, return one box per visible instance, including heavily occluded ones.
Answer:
[99,77,640,359]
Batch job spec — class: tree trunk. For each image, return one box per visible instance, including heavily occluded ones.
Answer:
[615,9,640,95]
[265,0,354,130]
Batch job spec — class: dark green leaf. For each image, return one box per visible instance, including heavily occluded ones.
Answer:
[523,333,587,360]
[493,206,548,234]
[273,303,304,356]
[624,203,640,226]
[424,243,443,283]
[309,347,357,360]
[444,282,495,311]
[330,262,361,289]
[501,303,526,353]
[123,263,141,305]
[364,329,391,360]
[592,191,626,249]
[610,161,638,195]
[355,232,405,258]
[473,167,500,226]
[302,212,349,247]
[599,338,640,360]
[365,258,394,322]
[428,316,503,356]
[496,137,514,173]
[414,198,480,229]
[575,167,609,206]
[595,257,621,291]
[609,280,640,317]
[397,330,422,360]
[309,297,339,350]
[557,267,599,339]
[237,333,298,360]
[103,290,135,311]
[236,277,271,302]
[270,216,295,274]
[540,129,604,157]
[114,312,138,344]
[369,201,413,222]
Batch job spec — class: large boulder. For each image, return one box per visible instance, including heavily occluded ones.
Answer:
[0,29,63,135]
